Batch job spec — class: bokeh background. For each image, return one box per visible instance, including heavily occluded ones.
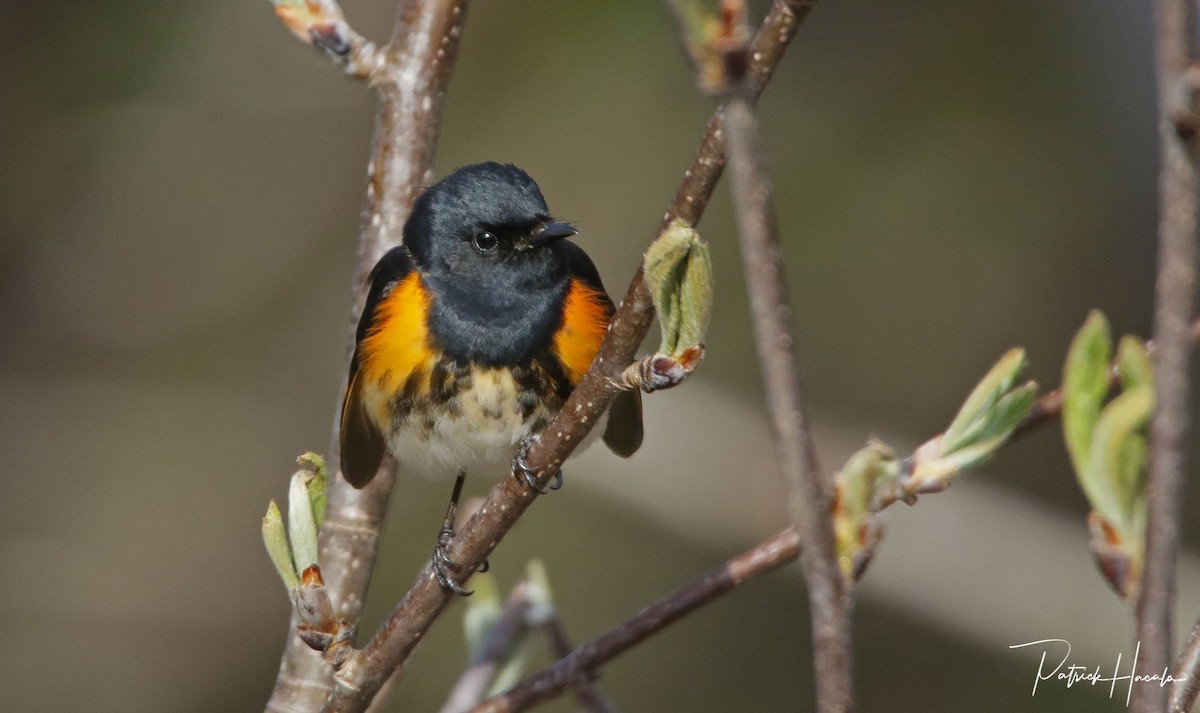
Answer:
[3,1,1199,711]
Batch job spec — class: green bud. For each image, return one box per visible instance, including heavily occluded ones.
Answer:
[644,220,713,358]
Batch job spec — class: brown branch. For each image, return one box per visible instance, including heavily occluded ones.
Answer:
[467,529,802,713]
[1171,613,1200,712]
[723,68,852,713]
[1135,0,1200,708]
[265,2,470,712]
[318,2,815,711]
[541,618,619,713]
[439,576,617,713]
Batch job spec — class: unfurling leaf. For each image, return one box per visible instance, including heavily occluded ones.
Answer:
[1116,336,1153,393]
[288,470,320,572]
[263,500,300,590]
[1062,310,1112,480]
[906,349,1036,493]
[941,382,1038,472]
[942,348,1028,455]
[1088,386,1152,532]
[1061,311,1153,601]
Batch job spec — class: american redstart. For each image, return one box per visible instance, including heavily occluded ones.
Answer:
[339,162,643,594]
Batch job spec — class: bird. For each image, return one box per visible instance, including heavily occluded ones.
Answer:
[338,162,643,594]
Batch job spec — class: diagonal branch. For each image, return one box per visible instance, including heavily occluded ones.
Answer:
[540,617,619,713]
[467,529,802,713]
[265,2,470,712]
[318,2,816,711]
[1135,0,1199,709]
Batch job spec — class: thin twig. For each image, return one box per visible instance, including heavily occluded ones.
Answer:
[265,2,470,712]
[724,70,853,713]
[318,5,815,712]
[541,618,619,713]
[270,0,381,77]
[520,0,816,482]
[1171,613,1200,712]
[467,529,802,713]
[1135,0,1199,709]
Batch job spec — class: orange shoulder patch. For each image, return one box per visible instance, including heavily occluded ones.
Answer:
[360,273,434,394]
[554,279,611,384]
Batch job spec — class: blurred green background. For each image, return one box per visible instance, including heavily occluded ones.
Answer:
[3,1,1198,711]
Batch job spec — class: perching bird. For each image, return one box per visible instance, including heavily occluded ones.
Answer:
[339,162,642,593]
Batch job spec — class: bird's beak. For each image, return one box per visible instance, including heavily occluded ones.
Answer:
[527,221,578,246]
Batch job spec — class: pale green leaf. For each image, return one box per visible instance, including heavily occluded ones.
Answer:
[942,382,1038,471]
[1116,336,1153,394]
[1062,310,1112,479]
[288,471,320,572]
[262,500,299,590]
[1088,385,1152,531]
[942,348,1028,454]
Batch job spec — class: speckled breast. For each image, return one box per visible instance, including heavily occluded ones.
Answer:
[379,355,570,480]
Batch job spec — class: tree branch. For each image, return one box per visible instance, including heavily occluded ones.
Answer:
[317,2,815,710]
[723,68,853,713]
[270,0,382,77]
[1171,613,1200,712]
[540,617,619,713]
[467,529,802,713]
[1135,0,1199,708]
[265,2,469,712]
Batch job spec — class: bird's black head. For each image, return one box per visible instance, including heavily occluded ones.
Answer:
[404,162,582,364]
[404,162,578,285]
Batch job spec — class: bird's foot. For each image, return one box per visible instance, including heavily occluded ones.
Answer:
[432,525,474,596]
[512,437,563,494]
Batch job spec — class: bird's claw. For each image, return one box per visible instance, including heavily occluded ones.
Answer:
[432,526,474,596]
[512,440,563,494]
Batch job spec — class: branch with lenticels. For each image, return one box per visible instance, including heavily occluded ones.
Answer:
[264,1,470,711]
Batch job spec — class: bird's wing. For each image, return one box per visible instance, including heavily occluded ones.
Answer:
[339,247,415,487]
[560,242,644,458]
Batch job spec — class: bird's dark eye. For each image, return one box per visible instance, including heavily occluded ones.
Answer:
[472,231,498,253]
